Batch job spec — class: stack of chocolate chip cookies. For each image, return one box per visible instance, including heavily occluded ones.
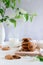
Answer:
[22,38,32,51]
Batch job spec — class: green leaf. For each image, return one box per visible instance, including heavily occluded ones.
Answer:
[5,16,9,18]
[11,5,14,9]
[11,0,16,9]
[32,13,37,16]
[29,13,37,22]
[3,16,9,21]
[24,13,29,21]
[30,16,33,22]
[15,15,21,19]
[3,0,6,3]
[37,56,43,62]
[18,0,21,3]
[0,9,4,15]
[5,0,10,8]
[14,0,16,7]
[10,19,16,27]
[0,19,3,22]
[3,0,10,8]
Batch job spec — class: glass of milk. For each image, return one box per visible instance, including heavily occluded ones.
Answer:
[9,38,21,48]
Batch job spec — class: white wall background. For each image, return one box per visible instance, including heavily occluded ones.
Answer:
[3,0,43,40]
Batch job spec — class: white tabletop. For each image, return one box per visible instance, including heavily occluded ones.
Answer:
[0,59,43,65]
[0,49,43,65]
[0,42,43,65]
